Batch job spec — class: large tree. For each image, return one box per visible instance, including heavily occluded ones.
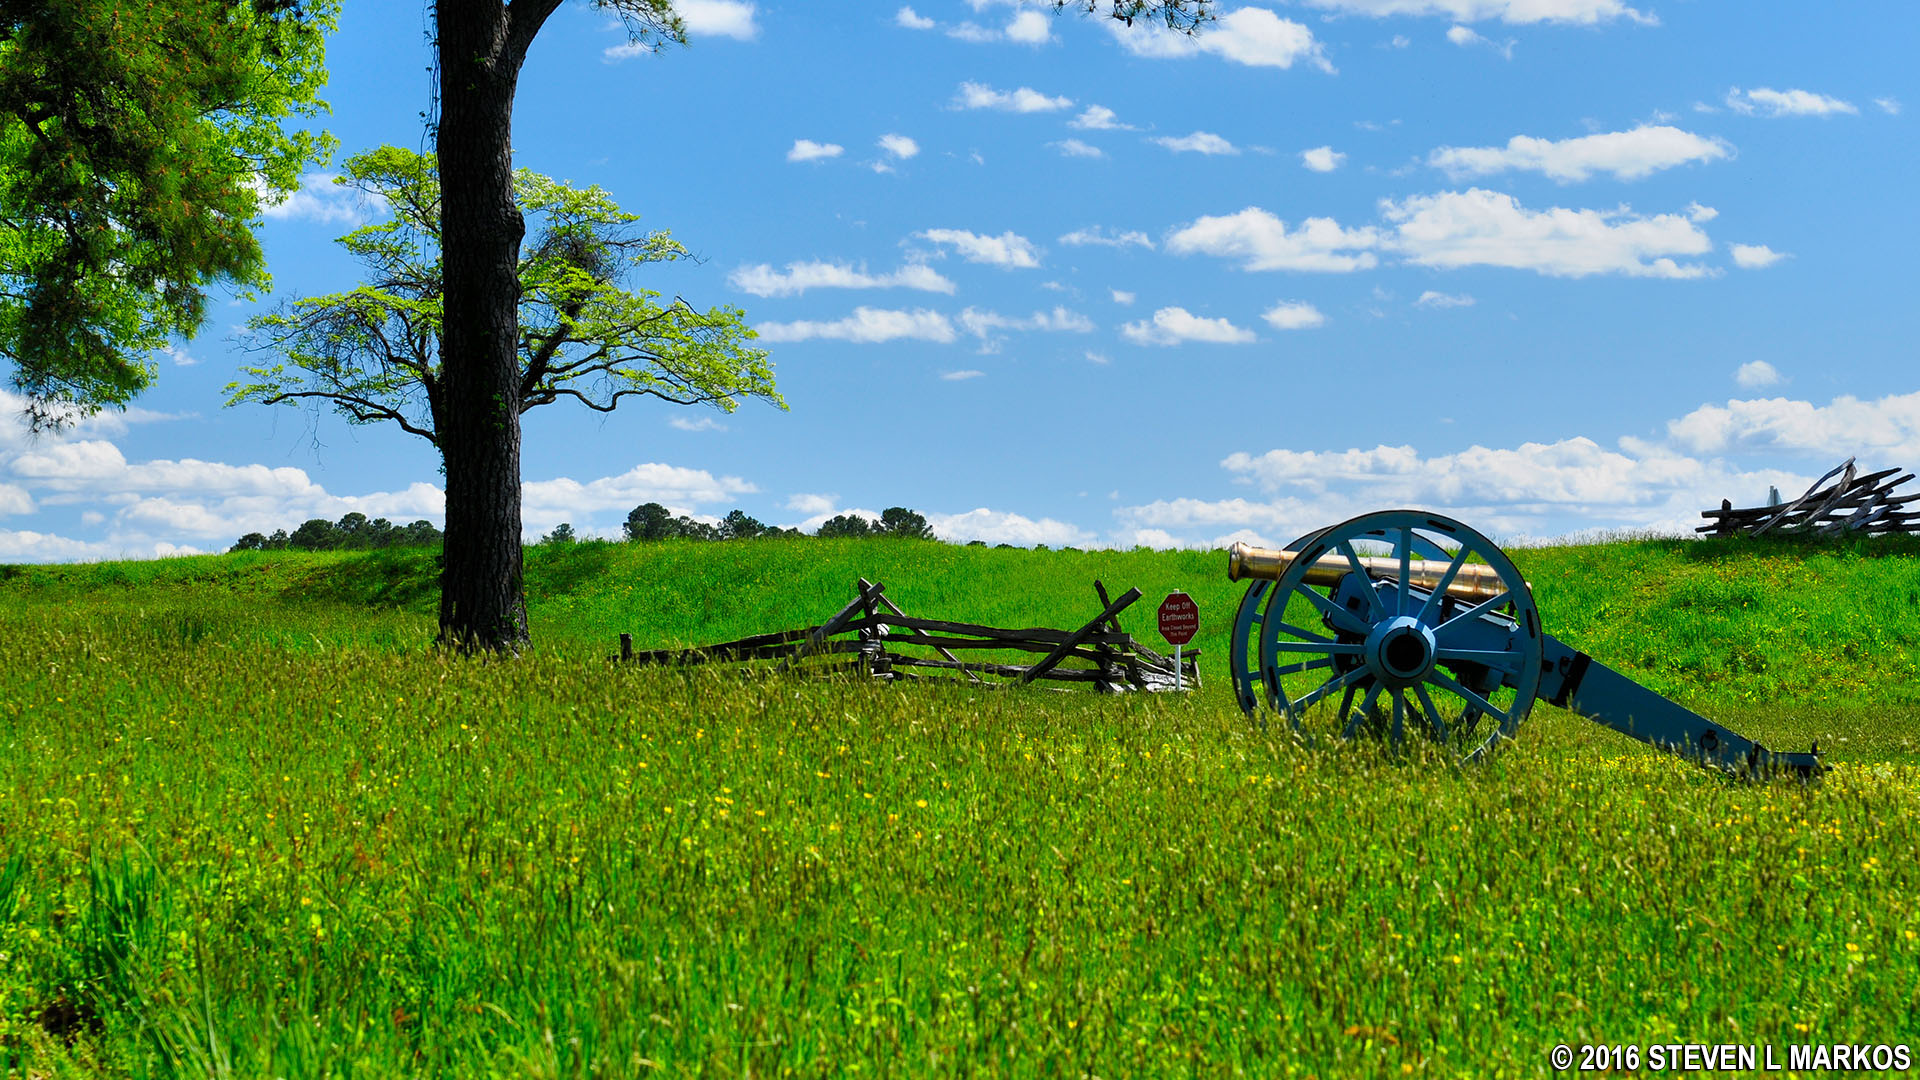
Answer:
[230,144,777,473]
[431,0,1211,652]
[0,0,335,429]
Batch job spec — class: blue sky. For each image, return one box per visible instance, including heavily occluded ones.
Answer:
[3,0,1916,560]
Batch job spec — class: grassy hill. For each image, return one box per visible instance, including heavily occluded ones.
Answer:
[6,530,1919,718]
[2,535,1917,1076]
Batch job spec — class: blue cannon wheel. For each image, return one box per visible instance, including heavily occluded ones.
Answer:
[1254,510,1543,762]
[1228,524,1331,725]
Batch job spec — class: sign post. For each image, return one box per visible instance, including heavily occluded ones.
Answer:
[1156,591,1199,691]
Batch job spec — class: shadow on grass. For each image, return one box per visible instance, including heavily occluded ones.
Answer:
[525,539,623,600]
[1670,533,1920,564]
[283,547,441,612]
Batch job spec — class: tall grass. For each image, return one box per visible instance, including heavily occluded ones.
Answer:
[2,536,1917,1075]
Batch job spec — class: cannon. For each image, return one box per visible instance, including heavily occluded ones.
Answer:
[1226,509,1822,778]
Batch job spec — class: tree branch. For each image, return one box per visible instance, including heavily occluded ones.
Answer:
[259,389,440,446]
[525,384,725,413]
[506,0,567,67]
[519,298,584,398]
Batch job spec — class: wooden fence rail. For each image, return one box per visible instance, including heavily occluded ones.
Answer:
[1698,457,1920,538]
[616,578,1200,692]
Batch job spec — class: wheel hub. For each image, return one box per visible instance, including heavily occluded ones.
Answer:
[1366,615,1436,687]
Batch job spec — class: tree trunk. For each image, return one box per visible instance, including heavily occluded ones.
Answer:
[434,1,530,652]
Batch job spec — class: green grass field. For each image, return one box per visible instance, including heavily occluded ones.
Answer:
[2,535,1917,1077]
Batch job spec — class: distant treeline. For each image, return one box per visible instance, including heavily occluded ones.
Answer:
[231,503,937,553]
[231,513,443,552]
[599,502,935,543]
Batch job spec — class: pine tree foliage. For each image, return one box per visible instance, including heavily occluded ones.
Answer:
[0,0,336,428]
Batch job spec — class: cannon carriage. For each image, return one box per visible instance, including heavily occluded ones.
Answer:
[1226,509,1822,778]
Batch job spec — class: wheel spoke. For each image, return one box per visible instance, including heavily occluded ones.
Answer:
[1426,668,1511,726]
[1433,589,1514,640]
[1271,640,1364,655]
[1335,682,1358,731]
[1397,527,1412,616]
[1272,656,1335,678]
[1413,682,1451,744]
[1295,585,1371,636]
[1416,544,1474,625]
[1434,647,1527,673]
[1338,542,1385,620]
[1273,620,1334,645]
[1344,681,1383,739]
[1290,665,1366,715]
[1391,690,1405,742]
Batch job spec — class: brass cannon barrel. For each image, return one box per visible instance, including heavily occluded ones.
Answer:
[1226,541,1517,603]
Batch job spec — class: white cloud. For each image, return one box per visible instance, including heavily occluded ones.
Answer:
[896,6,935,30]
[676,0,758,40]
[1429,125,1732,182]
[0,529,90,561]
[787,139,844,163]
[522,464,754,526]
[954,81,1073,113]
[878,133,920,160]
[1150,131,1240,155]
[755,307,958,344]
[1070,105,1133,131]
[0,392,767,555]
[1191,435,1754,541]
[926,508,1095,548]
[784,502,883,534]
[729,260,955,297]
[1298,0,1652,24]
[1729,243,1787,269]
[160,345,200,368]
[1109,289,1136,305]
[1262,301,1327,330]
[1104,7,1333,73]
[958,306,1095,341]
[1060,226,1153,250]
[1301,146,1346,172]
[1875,97,1903,116]
[1085,350,1111,364]
[1051,138,1106,159]
[1166,207,1382,272]
[1005,9,1051,43]
[1667,390,1920,460]
[1,444,448,549]
[0,483,32,516]
[1121,307,1257,346]
[256,172,386,226]
[1380,188,1715,278]
[1415,290,1475,308]
[1725,87,1857,118]
[786,493,837,516]
[941,369,986,381]
[1445,23,1514,56]
[1685,202,1718,223]
[916,228,1042,268]
[1734,361,1781,389]
[669,416,728,432]
[946,22,999,43]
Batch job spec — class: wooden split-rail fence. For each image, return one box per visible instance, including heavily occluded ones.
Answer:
[1698,457,1920,538]
[616,578,1200,692]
